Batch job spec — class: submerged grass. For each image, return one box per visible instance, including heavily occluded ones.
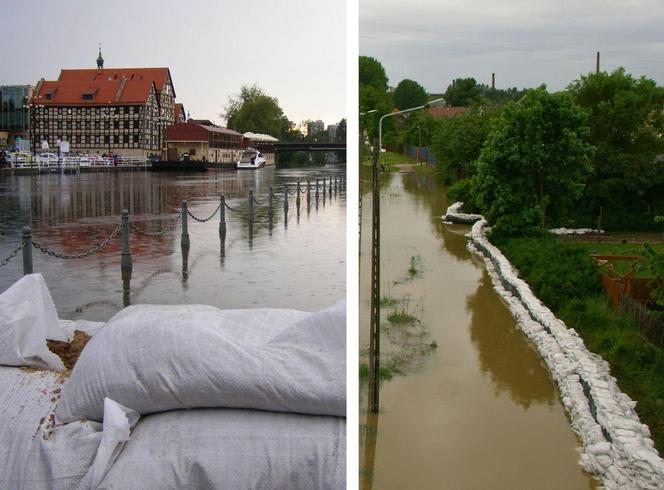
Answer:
[496,234,664,452]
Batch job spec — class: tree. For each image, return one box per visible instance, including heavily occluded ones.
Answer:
[359,56,388,91]
[473,86,594,236]
[568,68,664,230]
[335,118,346,143]
[393,79,428,110]
[222,84,288,138]
[431,107,501,183]
[443,77,482,106]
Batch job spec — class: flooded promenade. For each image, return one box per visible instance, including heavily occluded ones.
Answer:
[360,168,596,489]
[0,166,345,320]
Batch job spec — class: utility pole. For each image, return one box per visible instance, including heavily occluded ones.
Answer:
[368,138,381,413]
[596,51,600,75]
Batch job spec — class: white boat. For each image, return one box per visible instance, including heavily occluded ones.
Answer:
[237,148,266,170]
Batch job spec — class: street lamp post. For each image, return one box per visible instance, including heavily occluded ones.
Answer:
[368,97,445,413]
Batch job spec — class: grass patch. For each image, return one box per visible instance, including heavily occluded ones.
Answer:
[359,361,404,381]
[412,163,436,176]
[380,296,400,307]
[408,254,424,278]
[387,311,418,324]
[496,234,664,453]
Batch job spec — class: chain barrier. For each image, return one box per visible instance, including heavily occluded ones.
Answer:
[287,189,298,195]
[224,201,243,212]
[32,225,121,260]
[252,196,265,206]
[129,213,182,238]
[187,204,221,223]
[0,242,25,268]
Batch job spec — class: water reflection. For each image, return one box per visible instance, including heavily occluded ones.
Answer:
[467,271,556,409]
[0,166,345,320]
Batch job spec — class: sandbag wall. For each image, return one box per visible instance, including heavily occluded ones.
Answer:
[466,217,664,489]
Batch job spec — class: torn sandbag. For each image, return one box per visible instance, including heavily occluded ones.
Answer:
[0,273,67,370]
[56,301,345,423]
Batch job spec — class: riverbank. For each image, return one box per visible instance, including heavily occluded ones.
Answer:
[1,164,151,175]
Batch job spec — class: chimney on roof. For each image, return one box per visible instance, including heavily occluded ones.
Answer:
[97,44,104,70]
[491,73,495,90]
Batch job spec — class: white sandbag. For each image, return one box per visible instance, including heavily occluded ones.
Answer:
[59,318,106,340]
[56,301,346,423]
[0,273,67,370]
[97,408,346,490]
[78,398,140,489]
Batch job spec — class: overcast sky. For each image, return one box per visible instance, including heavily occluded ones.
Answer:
[360,0,664,93]
[3,0,346,128]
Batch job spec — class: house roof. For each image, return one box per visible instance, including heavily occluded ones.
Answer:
[31,68,172,106]
[174,103,185,121]
[428,106,468,119]
[243,132,279,142]
[164,122,243,142]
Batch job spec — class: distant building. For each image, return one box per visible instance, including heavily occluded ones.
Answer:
[29,48,177,157]
[327,124,338,141]
[0,85,33,148]
[174,103,186,123]
[428,106,468,119]
[307,120,325,137]
[163,121,244,163]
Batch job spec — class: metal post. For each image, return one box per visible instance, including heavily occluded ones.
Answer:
[296,179,301,210]
[334,176,337,193]
[306,178,311,208]
[369,139,381,413]
[121,209,133,273]
[22,226,33,275]
[268,186,274,216]
[181,201,190,249]
[248,190,254,222]
[219,194,226,242]
[283,185,289,214]
[323,177,327,200]
[315,178,320,201]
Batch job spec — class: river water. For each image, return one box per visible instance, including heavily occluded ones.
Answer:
[0,166,345,320]
[360,168,596,489]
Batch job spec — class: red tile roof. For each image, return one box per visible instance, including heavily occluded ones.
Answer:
[31,68,172,106]
[174,103,185,121]
[428,106,468,119]
[164,122,243,142]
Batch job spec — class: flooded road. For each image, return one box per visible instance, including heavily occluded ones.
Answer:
[360,168,595,489]
[0,166,345,320]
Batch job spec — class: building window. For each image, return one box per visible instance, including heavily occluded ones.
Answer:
[114,135,119,144]
[82,93,94,100]
[104,135,109,144]
[114,121,119,130]
[133,134,139,144]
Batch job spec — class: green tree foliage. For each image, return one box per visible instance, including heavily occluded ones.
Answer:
[223,84,289,138]
[443,77,482,106]
[640,243,664,308]
[473,86,593,236]
[568,68,664,230]
[359,56,394,146]
[359,56,388,91]
[431,107,501,183]
[393,79,428,110]
[335,118,346,143]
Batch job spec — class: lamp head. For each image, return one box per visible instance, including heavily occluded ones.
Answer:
[424,97,446,109]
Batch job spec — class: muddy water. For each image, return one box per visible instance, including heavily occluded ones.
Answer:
[360,169,596,489]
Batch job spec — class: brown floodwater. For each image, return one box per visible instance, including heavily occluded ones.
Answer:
[359,168,597,489]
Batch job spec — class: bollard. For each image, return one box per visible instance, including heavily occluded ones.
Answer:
[22,226,33,275]
[121,209,133,273]
[296,179,301,210]
[268,186,274,216]
[334,176,337,193]
[181,201,190,249]
[248,190,254,222]
[323,177,327,199]
[283,185,289,214]
[315,178,320,201]
[306,178,311,208]
[219,194,227,242]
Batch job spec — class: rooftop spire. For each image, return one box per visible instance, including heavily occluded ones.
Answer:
[97,43,104,70]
